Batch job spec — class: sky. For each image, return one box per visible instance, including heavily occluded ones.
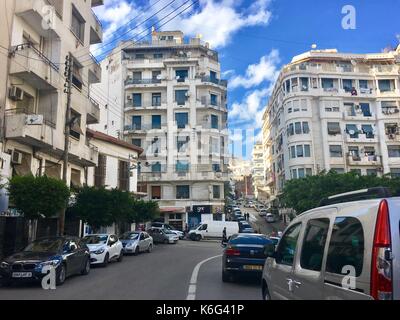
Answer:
[93,0,400,159]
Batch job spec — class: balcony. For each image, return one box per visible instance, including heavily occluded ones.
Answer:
[87,97,100,125]
[15,0,61,38]
[198,76,227,88]
[124,78,164,87]
[347,155,381,166]
[89,10,103,45]
[88,53,101,83]
[124,100,167,111]
[123,123,167,133]
[10,44,60,90]
[345,133,378,143]
[197,97,227,111]
[69,141,99,167]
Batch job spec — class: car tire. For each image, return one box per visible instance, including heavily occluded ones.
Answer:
[147,244,153,253]
[81,258,90,275]
[56,264,66,285]
[102,253,109,267]
[134,247,139,256]
[163,239,169,244]
[262,283,271,300]
[195,234,201,241]
[117,251,123,262]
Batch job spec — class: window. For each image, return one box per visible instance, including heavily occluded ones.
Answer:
[285,80,290,93]
[329,145,343,157]
[94,154,106,187]
[175,112,188,129]
[350,169,362,175]
[300,77,308,91]
[152,115,161,129]
[132,139,141,148]
[378,79,392,92]
[135,53,145,59]
[290,146,296,159]
[176,185,190,199]
[152,162,161,173]
[331,168,345,174]
[302,122,310,134]
[346,124,359,138]
[296,145,304,157]
[152,93,161,106]
[132,116,141,130]
[306,168,312,176]
[300,219,330,271]
[175,69,188,82]
[212,163,221,172]
[304,145,311,157]
[298,168,305,178]
[360,103,371,117]
[69,110,82,139]
[151,137,160,153]
[366,169,377,176]
[153,53,163,59]
[211,115,219,129]
[176,161,189,172]
[210,94,217,106]
[327,122,341,135]
[322,78,334,89]
[132,72,142,80]
[213,185,221,199]
[362,124,374,138]
[342,79,353,92]
[326,217,364,277]
[294,122,302,134]
[275,223,302,266]
[71,59,83,90]
[152,70,161,80]
[177,136,189,152]
[291,169,297,179]
[287,123,294,136]
[133,93,142,107]
[210,71,217,82]
[359,80,368,89]
[388,145,400,157]
[71,5,85,42]
[118,160,129,191]
[390,168,400,178]
[175,90,188,105]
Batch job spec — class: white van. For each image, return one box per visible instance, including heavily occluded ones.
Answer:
[189,221,239,241]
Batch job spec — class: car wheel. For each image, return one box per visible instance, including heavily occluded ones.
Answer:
[134,247,139,256]
[195,234,201,241]
[163,239,169,244]
[56,264,66,285]
[102,253,109,267]
[262,283,271,300]
[117,251,123,262]
[81,258,90,275]
[222,270,231,282]
[147,244,153,253]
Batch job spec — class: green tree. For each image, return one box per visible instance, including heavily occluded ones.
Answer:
[127,199,160,223]
[280,171,400,214]
[8,175,70,219]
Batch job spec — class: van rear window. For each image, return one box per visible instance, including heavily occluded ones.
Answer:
[326,217,364,277]
[229,235,270,245]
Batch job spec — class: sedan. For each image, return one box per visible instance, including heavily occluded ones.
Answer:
[222,234,273,282]
[148,228,179,244]
[82,234,123,267]
[120,231,153,255]
[0,237,90,286]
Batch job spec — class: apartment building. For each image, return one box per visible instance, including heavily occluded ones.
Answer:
[252,142,268,199]
[0,0,104,211]
[229,157,253,199]
[92,31,229,230]
[264,46,400,199]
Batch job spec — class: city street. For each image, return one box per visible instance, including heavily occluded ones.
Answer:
[0,207,282,300]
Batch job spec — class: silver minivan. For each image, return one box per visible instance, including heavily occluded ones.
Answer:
[261,188,399,300]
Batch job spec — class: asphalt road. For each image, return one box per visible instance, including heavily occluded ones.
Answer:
[0,206,284,300]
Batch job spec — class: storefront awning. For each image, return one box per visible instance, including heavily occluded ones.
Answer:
[160,207,186,213]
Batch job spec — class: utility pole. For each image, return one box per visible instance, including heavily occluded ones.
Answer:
[59,53,73,235]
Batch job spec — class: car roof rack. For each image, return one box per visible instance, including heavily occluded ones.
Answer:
[318,187,392,207]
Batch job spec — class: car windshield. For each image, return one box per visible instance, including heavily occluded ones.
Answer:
[24,238,64,253]
[82,235,108,244]
[120,232,139,240]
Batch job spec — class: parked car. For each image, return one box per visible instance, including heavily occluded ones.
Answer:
[82,234,123,267]
[188,221,239,241]
[265,213,276,223]
[259,209,268,217]
[241,226,255,233]
[222,233,273,282]
[0,236,90,286]
[262,187,400,300]
[238,221,252,232]
[256,204,265,212]
[148,228,179,244]
[151,222,184,239]
[120,231,153,255]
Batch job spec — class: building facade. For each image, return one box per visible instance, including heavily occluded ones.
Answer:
[229,157,254,199]
[0,0,104,212]
[92,31,229,230]
[252,142,268,200]
[264,46,400,199]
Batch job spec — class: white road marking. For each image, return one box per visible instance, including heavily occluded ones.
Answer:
[186,254,222,300]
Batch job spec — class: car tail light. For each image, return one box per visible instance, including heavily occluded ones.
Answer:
[371,200,393,300]
[225,247,241,256]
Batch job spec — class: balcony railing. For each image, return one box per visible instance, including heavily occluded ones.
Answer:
[13,43,59,71]
[199,76,228,87]
[124,123,167,131]
[125,78,162,85]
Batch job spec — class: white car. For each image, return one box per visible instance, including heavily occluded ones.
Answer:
[265,213,276,223]
[151,222,184,239]
[120,231,153,255]
[82,234,123,267]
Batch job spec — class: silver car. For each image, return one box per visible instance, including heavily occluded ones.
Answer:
[262,187,400,300]
[120,231,153,255]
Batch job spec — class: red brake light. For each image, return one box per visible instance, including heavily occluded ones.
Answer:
[371,200,392,300]
[225,247,240,256]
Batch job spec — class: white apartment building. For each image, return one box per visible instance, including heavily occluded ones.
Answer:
[264,46,400,199]
[252,142,268,200]
[92,31,229,230]
[0,0,104,212]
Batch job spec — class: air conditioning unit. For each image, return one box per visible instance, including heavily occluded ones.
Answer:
[26,114,43,125]
[11,150,23,164]
[9,86,24,101]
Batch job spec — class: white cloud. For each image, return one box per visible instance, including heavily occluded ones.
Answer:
[221,69,235,77]
[229,49,280,89]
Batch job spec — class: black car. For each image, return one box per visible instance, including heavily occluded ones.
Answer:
[0,236,90,286]
[222,233,272,282]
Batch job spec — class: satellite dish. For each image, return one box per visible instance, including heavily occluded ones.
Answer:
[349,130,355,135]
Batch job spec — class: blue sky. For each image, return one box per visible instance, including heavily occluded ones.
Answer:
[93,0,400,159]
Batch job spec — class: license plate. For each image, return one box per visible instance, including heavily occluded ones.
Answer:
[12,272,32,278]
[243,265,262,271]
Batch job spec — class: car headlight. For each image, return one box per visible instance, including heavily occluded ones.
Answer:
[0,262,9,269]
[126,243,135,247]
[93,248,105,255]
[40,259,62,268]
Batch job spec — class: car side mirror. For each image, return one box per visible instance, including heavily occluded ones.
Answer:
[264,243,276,258]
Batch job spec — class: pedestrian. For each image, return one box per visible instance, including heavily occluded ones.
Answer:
[222,227,227,245]
[184,223,189,238]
